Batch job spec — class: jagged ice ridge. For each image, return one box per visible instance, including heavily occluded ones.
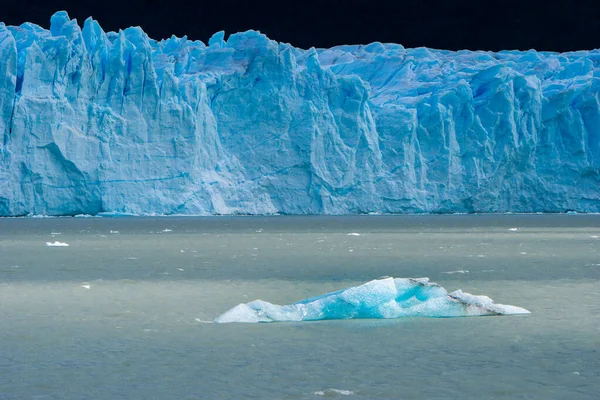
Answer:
[1,11,599,216]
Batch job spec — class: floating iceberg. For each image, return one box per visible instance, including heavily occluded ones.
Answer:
[1,11,599,216]
[214,277,529,323]
[45,241,69,247]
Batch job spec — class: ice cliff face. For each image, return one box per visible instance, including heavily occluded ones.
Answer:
[0,11,599,216]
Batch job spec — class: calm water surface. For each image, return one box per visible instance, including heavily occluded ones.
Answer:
[1,215,599,399]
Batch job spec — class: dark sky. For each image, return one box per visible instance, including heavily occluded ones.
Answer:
[3,0,600,52]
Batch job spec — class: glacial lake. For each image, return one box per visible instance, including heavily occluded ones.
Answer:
[1,215,599,399]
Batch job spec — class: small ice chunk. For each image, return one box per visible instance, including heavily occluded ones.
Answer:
[80,284,91,289]
[51,232,61,235]
[314,389,354,396]
[110,230,119,234]
[508,228,519,231]
[162,229,172,232]
[442,270,469,274]
[347,233,361,236]
[46,241,69,247]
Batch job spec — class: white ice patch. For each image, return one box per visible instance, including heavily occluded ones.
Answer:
[214,303,272,323]
[448,290,530,315]
[442,270,469,274]
[346,233,361,236]
[314,389,355,396]
[46,241,69,247]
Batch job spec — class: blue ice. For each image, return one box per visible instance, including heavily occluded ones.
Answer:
[214,277,530,323]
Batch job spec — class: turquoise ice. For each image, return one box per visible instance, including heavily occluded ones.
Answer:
[214,277,530,323]
[1,11,599,216]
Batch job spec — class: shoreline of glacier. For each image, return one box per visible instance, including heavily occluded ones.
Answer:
[1,211,596,219]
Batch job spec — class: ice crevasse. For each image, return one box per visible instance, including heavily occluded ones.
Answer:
[0,11,599,216]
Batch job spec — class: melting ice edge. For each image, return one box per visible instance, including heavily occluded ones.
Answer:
[214,277,530,323]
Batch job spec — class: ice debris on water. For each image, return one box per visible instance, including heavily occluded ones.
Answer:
[314,389,355,396]
[46,241,69,247]
[214,277,530,323]
[0,11,600,216]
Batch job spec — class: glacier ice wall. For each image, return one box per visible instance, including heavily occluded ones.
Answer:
[0,11,599,216]
[214,277,530,323]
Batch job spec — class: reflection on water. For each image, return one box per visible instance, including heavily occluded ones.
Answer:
[1,215,599,399]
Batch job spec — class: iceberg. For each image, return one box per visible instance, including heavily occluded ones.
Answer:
[214,277,530,323]
[1,11,599,216]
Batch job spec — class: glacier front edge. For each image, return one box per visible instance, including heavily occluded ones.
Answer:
[1,11,599,216]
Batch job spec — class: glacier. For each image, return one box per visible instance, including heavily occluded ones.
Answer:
[214,277,530,323]
[0,11,599,216]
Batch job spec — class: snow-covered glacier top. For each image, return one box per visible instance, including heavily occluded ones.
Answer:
[0,11,599,216]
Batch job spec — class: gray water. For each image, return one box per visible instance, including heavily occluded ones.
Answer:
[1,215,599,399]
